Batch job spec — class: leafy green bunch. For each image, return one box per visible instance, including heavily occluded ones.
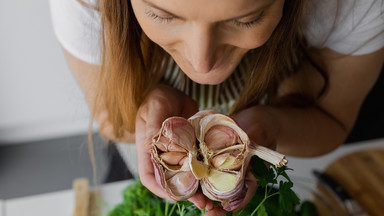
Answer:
[229,156,301,216]
[107,180,204,216]
[108,156,317,216]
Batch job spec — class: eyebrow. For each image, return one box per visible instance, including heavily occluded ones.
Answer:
[142,0,274,21]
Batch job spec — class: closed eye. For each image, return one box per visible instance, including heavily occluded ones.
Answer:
[230,11,265,29]
[145,10,174,23]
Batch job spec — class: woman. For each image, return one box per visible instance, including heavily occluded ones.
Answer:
[50,0,384,214]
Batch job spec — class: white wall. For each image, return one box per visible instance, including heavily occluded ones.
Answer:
[0,0,96,143]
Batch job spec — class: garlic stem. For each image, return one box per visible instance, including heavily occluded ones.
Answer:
[248,145,288,167]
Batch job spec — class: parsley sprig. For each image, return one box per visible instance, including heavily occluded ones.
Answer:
[107,180,205,216]
[252,155,300,214]
[230,156,301,216]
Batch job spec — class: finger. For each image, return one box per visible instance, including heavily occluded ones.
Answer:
[139,168,172,200]
[135,123,172,200]
[204,205,227,216]
[188,190,213,210]
[137,95,172,134]
[136,143,172,200]
[135,109,163,151]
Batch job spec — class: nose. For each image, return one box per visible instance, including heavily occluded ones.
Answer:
[185,24,218,73]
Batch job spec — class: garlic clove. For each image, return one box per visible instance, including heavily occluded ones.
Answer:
[201,168,247,211]
[189,154,210,179]
[207,169,238,192]
[154,116,197,152]
[165,170,199,200]
[188,110,220,139]
[167,143,188,152]
[198,113,250,150]
[211,153,231,168]
[154,136,169,152]
[160,152,187,166]
[204,125,241,150]
[211,153,242,170]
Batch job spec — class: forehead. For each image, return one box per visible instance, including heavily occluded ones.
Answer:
[145,0,274,21]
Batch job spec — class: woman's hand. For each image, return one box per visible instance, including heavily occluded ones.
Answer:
[231,106,279,151]
[135,84,214,210]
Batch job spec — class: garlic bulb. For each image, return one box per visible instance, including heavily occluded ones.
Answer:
[151,110,287,211]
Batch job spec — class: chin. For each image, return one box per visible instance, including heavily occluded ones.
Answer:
[190,76,228,85]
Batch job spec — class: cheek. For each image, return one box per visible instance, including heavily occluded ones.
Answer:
[233,26,277,49]
[141,23,179,47]
[233,14,283,49]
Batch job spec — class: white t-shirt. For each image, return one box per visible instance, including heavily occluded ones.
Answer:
[50,0,384,65]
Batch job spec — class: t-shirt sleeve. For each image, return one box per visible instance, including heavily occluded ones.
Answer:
[49,0,102,65]
[303,0,384,55]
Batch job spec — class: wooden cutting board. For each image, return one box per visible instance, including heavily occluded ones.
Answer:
[315,149,384,216]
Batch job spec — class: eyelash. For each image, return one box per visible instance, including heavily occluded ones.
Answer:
[145,10,265,29]
[145,10,173,23]
[231,11,265,28]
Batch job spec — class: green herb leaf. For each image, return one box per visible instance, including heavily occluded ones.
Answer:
[256,204,268,216]
[213,200,221,207]
[278,181,300,212]
[275,165,293,182]
[250,156,276,187]
[299,200,319,216]
[226,211,234,216]
[176,200,194,208]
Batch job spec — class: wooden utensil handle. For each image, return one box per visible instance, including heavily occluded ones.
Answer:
[73,178,90,216]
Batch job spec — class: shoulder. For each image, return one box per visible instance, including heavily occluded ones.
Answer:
[302,0,384,55]
[50,0,100,20]
[49,0,102,64]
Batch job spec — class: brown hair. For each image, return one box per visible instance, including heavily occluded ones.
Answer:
[95,0,321,139]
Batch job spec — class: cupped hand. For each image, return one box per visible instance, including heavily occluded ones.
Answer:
[135,84,214,208]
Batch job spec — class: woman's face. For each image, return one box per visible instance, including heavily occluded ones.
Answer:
[131,0,285,85]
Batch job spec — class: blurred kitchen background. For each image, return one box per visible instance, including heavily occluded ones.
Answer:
[1,0,383,201]
[0,0,114,199]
